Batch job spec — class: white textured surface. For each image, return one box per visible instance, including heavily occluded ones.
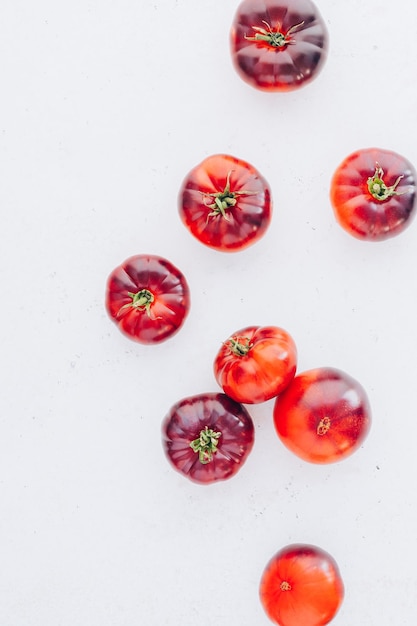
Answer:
[1,0,416,624]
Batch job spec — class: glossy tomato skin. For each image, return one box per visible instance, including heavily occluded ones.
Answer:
[162,393,254,484]
[178,154,272,252]
[273,367,371,464]
[230,0,329,92]
[214,325,297,404]
[105,254,190,344]
[260,543,344,626]
[330,147,417,241]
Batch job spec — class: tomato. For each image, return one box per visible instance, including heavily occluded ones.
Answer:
[273,367,371,464]
[330,147,417,241]
[105,254,190,344]
[178,154,272,252]
[162,393,254,484]
[230,0,329,92]
[259,543,344,626]
[213,325,297,404]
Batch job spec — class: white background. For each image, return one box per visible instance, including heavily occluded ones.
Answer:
[1,0,416,624]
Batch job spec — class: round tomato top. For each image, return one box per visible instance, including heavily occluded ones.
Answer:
[214,325,297,404]
[260,543,344,626]
[178,154,272,252]
[162,393,255,484]
[230,0,329,92]
[273,367,371,464]
[105,254,190,344]
[330,147,417,241]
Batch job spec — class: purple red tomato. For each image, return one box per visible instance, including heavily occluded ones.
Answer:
[178,153,272,252]
[330,147,417,240]
[105,254,190,344]
[162,393,254,484]
[230,0,329,92]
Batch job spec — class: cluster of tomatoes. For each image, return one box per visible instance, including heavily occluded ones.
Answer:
[104,1,416,625]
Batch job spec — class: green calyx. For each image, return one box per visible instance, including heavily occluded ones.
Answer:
[190,426,222,464]
[245,20,304,48]
[367,164,404,201]
[228,336,252,357]
[204,170,257,219]
[128,288,154,316]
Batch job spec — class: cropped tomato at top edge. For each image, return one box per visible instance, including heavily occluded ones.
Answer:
[259,543,344,626]
[178,154,272,252]
[213,325,297,404]
[273,367,371,464]
[105,254,190,344]
[162,393,255,484]
[230,0,329,92]
[330,147,417,241]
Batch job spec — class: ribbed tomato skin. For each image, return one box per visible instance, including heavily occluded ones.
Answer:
[330,147,417,240]
[178,154,272,252]
[105,254,190,344]
[230,0,329,92]
[162,393,255,484]
[214,325,297,404]
[260,543,344,626]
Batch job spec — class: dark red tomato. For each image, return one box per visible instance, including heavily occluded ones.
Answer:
[162,393,254,484]
[213,325,297,404]
[273,367,371,464]
[105,254,190,344]
[178,154,272,252]
[230,0,328,92]
[330,147,417,240]
[260,543,344,626]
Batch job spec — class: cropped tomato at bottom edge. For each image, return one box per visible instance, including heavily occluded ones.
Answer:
[259,543,344,626]
[162,393,254,484]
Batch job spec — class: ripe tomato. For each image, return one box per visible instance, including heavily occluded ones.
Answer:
[178,154,272,252]
[213,325,297,404]
[105,254,190,344]
[273,367,371,464]
[330,147,417,241]
[162,393,254,484]
[230,0,329,92]
[260,543,344,626]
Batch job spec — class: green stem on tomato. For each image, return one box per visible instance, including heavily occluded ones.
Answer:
[127,288,154,316]
[228,337,253,357]
[190,426,222,464]
[367,164,404,201]
[245,20,304,48]
[204,170,258,220]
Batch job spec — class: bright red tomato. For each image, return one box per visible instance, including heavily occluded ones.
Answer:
[273,367,371,464]
[162,393,254,484]
[105,254,190,344]
[260,543,344,626]
[213,325,297,404]
[230,0,329,92]
[178,154,272,252]
[330,147,417,240]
